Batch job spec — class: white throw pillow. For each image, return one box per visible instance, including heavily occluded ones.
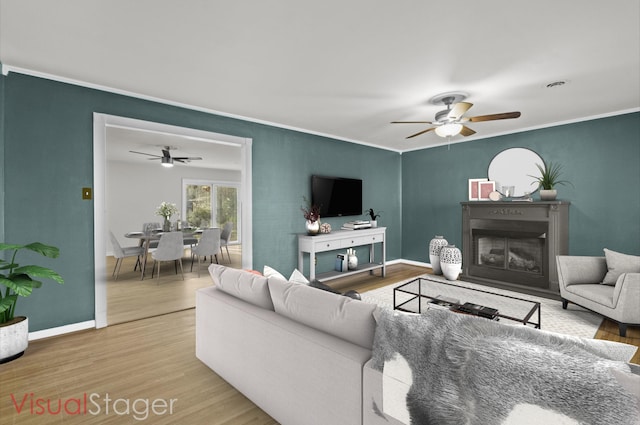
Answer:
[263,265,287,281]
[289,268,310,285]
[602,248,640,285]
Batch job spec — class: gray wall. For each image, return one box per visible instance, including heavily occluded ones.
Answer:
[402,112,640,261]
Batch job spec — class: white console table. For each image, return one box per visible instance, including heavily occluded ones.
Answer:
[297,227,386,281]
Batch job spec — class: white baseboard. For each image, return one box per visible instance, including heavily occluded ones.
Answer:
[393,258,431,268]
[29,320,96,341]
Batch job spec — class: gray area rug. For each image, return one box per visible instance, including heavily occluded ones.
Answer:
[361,274,604,339]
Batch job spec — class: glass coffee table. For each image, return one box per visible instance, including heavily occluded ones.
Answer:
[394,276,541,328]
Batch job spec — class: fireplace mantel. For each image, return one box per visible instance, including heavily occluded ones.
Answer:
[461,201,570,298]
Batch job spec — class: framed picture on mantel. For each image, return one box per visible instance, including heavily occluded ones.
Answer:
[478,181,496,201]
[468,178,487,201]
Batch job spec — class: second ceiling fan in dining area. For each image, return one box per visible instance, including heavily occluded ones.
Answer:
[392,92,521,139]
[129,146,202,167]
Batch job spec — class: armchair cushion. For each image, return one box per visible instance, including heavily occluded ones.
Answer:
[602,249,640,285]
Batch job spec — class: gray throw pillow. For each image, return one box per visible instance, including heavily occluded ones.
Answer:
[602,248,640,285]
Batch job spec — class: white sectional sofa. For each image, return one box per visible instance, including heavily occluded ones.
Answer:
[196,264,640,425]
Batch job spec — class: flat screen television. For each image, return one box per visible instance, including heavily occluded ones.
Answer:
[311,175,363,218]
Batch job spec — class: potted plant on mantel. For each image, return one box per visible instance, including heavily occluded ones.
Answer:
[529,161,573,201]
[301,197,321,235]
[0,242,64,363]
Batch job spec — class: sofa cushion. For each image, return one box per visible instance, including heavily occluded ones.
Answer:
[602,249,640,285]
[268,276,377,349]
[208,264,274,311]
[263,265,287,281]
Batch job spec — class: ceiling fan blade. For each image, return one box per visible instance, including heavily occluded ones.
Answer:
[406,127,436,139]
[459,126,476,137]
[448,102,473,120]
[129,150,161,158]
[391,121,436,124]
[173,157,203,161]
[468,111,521,122]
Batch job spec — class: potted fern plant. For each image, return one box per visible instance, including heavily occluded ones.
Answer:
[529,161,572,201]
[0,242,64,363]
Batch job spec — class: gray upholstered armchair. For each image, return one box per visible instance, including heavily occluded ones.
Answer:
[556,254,640,337]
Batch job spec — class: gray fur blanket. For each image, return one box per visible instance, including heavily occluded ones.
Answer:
[371,308,640,425]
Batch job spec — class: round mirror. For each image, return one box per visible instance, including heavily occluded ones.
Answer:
[487,148,544,197]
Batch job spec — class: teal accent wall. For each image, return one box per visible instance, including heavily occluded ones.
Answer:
[2,69,637,332]
[1,72,401,331]
[402,112,640,261]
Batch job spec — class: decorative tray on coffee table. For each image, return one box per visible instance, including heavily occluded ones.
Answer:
[393,276,541,328]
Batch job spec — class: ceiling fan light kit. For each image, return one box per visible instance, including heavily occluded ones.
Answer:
[392,91,521,140]
[161,156,174,167]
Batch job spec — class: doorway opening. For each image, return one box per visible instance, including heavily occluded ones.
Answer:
[93,113,253,328]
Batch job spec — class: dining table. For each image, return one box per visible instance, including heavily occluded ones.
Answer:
[124,229,203,279]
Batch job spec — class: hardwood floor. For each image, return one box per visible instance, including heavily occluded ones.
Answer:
[1,263,637,424]
[107,245,242,325]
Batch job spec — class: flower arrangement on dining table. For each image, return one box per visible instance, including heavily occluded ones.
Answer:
[156,202,179,231]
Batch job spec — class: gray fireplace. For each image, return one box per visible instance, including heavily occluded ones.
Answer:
[461,201,569,298]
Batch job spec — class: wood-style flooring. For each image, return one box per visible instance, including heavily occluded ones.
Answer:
[1,263,637,424]
[107,246,242,325]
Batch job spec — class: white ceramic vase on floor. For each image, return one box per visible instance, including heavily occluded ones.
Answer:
[440,245,462,281]
[429,235,448,275]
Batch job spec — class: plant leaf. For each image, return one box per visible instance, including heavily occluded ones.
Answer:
[0,243,23,252]
[0,274,36,297]
[0,295,18,314]
[13,265,64,284]
[23,242,60,259]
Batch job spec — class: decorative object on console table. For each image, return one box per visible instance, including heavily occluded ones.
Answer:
[429,235,448,274]
[528,161,573,201]
[320,222,332,234]
[301,196,321,235]
[347,248,358,270]
[440,244,462,281]
[365,208,382,227]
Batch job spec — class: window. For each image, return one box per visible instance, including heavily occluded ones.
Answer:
[183,179,240,243]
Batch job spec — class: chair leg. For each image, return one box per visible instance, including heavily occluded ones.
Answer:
[197,256,201,278]
[190,254,196,272]
[113,258,122,280]
[113,258,120,277]
[225,245,230,262]
[619,323,628,337]
[178,259,184,280]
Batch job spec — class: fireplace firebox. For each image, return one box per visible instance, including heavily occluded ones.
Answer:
[461,201,569,298]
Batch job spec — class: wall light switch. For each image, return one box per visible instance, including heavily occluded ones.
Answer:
[82,187,92,200]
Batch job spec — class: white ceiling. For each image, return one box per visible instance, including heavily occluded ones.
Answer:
[1,1,639,152]
[106,125,242,170]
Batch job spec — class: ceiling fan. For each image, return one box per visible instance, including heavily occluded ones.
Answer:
[392,92,521,139]
[129,146,202,167]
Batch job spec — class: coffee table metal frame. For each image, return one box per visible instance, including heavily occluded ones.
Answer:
[394,276,541,328]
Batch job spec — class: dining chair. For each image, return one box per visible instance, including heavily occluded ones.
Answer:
[219,222,233,262]
[190,228,222,277]
[151,231,185,282]
[142,222,161,249]
[109,231,145,280]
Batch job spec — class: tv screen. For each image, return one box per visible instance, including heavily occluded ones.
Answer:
[311,175,363,218]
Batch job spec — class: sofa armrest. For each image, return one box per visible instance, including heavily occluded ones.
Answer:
[557,256,608,288]
[612,273,640,316]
